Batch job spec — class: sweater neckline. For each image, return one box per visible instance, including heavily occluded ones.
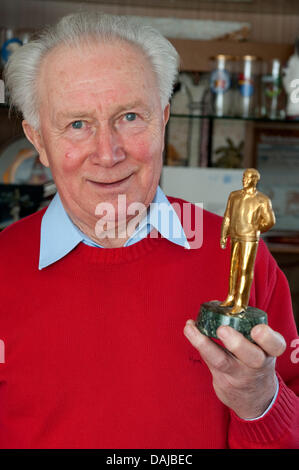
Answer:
[72,232,163,264]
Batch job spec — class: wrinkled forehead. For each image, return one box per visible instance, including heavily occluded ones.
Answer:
[40,35,152,70]
[37,39,161,117]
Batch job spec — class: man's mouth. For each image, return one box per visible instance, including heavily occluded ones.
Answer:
[87,174,133,189]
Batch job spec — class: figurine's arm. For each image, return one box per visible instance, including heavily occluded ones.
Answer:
[220,196,231,249]
[259,197,276,233]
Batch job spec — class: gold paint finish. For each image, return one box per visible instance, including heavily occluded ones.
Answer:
[220,168,275,315]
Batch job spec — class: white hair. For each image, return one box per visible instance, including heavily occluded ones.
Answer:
[4,11,180,129]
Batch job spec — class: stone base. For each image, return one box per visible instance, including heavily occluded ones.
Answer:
[196,300,268,342]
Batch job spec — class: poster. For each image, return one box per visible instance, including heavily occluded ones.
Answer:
[255,127,299,232]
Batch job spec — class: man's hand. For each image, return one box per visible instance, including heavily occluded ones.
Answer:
[184,321,286,419]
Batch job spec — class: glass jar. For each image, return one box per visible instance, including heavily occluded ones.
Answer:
[210,54,233,117]
[261,59,285,119]
[234,55,260,118]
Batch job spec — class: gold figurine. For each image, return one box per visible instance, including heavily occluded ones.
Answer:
[220,168,275,315]
[196,168,275,341]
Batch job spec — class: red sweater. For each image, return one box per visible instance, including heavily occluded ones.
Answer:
[0,197,298,449]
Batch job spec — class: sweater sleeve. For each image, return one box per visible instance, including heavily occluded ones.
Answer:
[228,242,299,448]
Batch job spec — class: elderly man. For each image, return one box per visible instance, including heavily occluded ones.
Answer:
[0,12,298,449]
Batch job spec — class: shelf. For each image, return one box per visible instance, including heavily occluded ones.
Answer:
[2,106,299,124]
[170,113,299,123]
[268,243,299,254]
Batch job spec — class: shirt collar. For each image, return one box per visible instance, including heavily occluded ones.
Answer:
[39,185,190,270]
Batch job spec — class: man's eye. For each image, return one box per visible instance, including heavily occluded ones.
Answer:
[124,113,137,122]
[71,120,84,129]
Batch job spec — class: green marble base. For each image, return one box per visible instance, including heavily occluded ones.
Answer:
[196,300,268,342]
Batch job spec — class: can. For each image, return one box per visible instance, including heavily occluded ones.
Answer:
[210,54,233,116]
[234,55,260,118]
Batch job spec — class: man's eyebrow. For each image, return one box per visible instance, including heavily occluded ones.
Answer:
[56,110,95,120]
[114,101,152,114]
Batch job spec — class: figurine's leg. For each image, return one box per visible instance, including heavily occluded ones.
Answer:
[240,241,258,308]
[230,241,258,314]
[220,239,240,307]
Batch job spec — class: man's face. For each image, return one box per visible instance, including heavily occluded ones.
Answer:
[24,40,169,232]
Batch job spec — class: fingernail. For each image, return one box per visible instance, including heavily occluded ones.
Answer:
[217,326,229,339]
[184,321,197,339]
[252,324,264,336]
[184,323,193,336]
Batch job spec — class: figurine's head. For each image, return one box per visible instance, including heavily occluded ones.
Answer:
[242,168,260,190]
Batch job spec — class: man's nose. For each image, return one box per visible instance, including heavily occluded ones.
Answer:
[89,125,126,167]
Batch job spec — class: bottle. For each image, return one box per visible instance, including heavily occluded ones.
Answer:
[235,55,259,118]
[210,54,233,116]
[261,59,285,119]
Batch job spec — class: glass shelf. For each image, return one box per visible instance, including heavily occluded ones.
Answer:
[170,113,299,123]
[2,104,299,125]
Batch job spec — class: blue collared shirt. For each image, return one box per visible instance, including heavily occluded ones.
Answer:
[39,185,190,270]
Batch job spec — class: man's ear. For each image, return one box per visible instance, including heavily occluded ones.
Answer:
[161,103,170,155]
[163,103,170,126]
[22,120,50,168]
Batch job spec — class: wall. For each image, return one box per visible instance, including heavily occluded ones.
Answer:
[0,0,299,45]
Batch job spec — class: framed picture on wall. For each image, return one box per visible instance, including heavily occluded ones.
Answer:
[251,122,299,233]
